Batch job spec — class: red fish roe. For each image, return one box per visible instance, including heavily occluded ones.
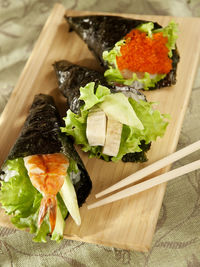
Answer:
[116,29,172,74]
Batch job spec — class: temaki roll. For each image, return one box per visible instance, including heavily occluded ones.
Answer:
[0,94,92,243]
[54,60,169,163]
[66,15,179,90]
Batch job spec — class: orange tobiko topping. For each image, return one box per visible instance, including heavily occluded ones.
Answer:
[116,29,172,74]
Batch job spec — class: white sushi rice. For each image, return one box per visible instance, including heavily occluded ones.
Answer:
[115,85,146,102]
[0,165,18,182]
[70,171,81,184]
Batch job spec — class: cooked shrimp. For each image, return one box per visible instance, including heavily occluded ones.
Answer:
[24,153,69,233]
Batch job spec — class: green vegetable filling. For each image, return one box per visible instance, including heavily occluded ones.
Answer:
[0,156,80,243]
[61,82,169,162]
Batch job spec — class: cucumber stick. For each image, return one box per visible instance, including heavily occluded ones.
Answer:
[59,175,81,226]
[51,204,65,242]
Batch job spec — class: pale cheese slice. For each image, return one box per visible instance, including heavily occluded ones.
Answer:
[86,107,106,146]
[103,117,122,157]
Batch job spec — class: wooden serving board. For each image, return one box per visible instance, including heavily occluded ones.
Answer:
[0,4,200,252]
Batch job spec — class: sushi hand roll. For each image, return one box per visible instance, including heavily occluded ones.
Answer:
[54,60,169,163]
[0,94,92,243]
[65,15,179,90]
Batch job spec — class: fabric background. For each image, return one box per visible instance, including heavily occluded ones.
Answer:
[0,0,200,266]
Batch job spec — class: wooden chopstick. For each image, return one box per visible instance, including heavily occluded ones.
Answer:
[87,159,200,209]
[95,140,200,199]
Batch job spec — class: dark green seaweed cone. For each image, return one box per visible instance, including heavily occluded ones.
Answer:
[54,60,151,163]
[65,15,157,68]
[4,94,92,207]
[65,15,180,90]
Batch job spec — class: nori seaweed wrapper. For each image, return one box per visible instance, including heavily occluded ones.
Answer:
[65,15,180,90]
[2,94,92,206]
[54,60,151,163]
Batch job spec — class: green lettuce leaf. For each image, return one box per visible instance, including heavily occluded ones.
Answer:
[137,22,154,37]
[79,82,110,110]
[0,158,40,215]
[153,21,178,57]
[0,158,68,243]
[61,83,169,161]
[103,21,178,90]
[61,109,89,150]
[102,40,125,67]
[129,99,169,143]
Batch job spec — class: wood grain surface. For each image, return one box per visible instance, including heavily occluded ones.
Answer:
[0,4,200,251]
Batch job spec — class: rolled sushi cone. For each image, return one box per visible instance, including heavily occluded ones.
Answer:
[54,60,152,163]
[5,94,92,206]
[0,94,92,241]
[65,15,180,90]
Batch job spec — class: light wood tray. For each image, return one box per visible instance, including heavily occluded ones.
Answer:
[0,4,200,252]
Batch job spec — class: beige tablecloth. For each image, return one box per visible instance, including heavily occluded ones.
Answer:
[0,0,200,266]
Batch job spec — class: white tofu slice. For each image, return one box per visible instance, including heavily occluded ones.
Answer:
[103,117,123,157]
[86,107,106,146]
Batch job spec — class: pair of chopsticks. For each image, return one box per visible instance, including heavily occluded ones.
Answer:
[87,140,200,210]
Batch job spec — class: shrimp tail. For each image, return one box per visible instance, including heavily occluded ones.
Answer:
[38,195,57,234]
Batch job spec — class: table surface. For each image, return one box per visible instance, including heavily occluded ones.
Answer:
[0,1,200,266]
